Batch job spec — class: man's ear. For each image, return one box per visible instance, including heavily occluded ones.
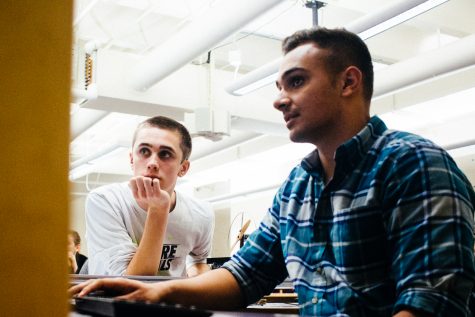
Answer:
[178,160,190,177]
[341,66,362,97]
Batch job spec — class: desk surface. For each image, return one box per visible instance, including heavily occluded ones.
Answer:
[70,274,179,285]
[71,311,298,317]
[70,275,299,316]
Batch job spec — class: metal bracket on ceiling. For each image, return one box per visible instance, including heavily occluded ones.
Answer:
[304,0,326,26]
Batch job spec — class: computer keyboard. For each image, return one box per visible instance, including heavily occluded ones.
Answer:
[73,295,213,317]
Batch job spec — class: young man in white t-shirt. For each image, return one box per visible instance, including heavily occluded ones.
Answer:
[85,116,214,277]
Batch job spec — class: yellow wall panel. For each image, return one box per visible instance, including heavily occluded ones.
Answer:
[0,1,72,316]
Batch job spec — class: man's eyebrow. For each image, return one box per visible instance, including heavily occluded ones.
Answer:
[277,67,304,86]
[137,143,176,152]
[158,145,176,152]
[137,142,152,148]
[282,67,304,79]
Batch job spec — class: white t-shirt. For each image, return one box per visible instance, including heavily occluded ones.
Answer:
[85,182,214,277]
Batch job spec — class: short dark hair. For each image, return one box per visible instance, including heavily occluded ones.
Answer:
[132,116,192,161]
[282,27,374,102]
[69,230,81,246]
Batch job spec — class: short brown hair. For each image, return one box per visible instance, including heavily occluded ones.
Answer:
[69,230,81,246]
[282,27,374,102]
[132,116,192,161]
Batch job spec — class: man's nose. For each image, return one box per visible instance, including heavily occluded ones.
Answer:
[147,154,159,170]
[273,95,290,112]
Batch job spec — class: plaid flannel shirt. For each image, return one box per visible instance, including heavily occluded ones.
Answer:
[223,116,475,316]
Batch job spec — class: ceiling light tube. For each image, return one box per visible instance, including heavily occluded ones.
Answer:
[347,0,449,40]
[225,0,450,96]
[129,0,284,91]
[225,59,281,96]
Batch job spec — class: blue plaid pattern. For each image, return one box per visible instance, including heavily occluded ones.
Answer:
[223,116,475,316]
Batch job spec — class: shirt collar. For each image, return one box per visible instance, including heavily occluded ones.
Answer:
[300,116,387,175]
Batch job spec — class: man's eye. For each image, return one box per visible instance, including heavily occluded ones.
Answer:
[139,148,150,155]
[290,76,304,88]
[159,151,172,159]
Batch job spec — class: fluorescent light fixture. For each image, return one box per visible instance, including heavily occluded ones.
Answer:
[226,59,281,96]
[225,0,450,96]
[354,0,449,40]
[69,143,127,180]
[233,72,279,96]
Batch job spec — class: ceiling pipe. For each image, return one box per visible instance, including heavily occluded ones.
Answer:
[74,0,101,27]
[373,33,475,98]
[128,0,284,91]
[70,107,109,140]
[445,138,475,151]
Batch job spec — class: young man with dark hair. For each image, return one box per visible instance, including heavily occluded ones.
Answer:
[85,116,214,277]
[71,28,475,316]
